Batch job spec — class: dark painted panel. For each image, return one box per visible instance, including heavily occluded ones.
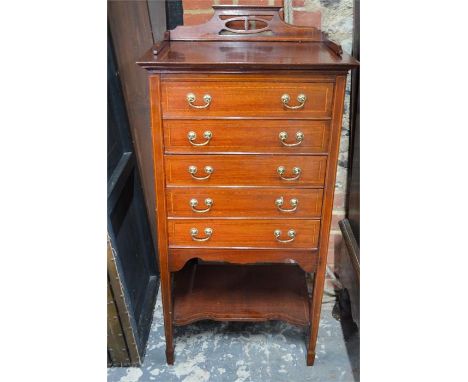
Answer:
[110,170,151,321]
[108,1,158,253]
[347,0,360,244]
[107,25,158,365]
[107,102,122,180]
[347,102,359,244]
[166,0,183,29]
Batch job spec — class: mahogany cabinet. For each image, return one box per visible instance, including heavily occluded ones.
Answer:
[138,5,358,366]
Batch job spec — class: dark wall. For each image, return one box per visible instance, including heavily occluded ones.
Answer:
[347,0,360,244]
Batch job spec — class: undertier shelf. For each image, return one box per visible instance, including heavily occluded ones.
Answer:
[173,262,310,326]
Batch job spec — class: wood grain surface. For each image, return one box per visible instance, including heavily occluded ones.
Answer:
[165,154,327,187]
[167,219,320,249]
[161,79,334,119]
[168,248,318,273]
[138,41,359,71]
[169,5,322,42]
[173,263,310,326]
[166,188,324,218]
[163,119,331,154]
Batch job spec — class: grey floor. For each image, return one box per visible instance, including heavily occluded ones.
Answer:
[108,285,359,382]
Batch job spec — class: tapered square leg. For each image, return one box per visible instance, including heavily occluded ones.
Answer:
[161,271,174,365]
[166,347,174,365]
[305,74,347,366]
[307,350,316,366]
[306,267,326,367]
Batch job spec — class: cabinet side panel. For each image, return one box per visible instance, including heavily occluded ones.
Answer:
[307,74,347,364]
[149,75,174,361]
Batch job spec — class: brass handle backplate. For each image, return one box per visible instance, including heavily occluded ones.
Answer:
[275,197,299,213]
[190,227,213,242]
[187,131,212,146]
[188,165,214,180]
[277,166,301,181]
[279,131,304,147]
[190,198,213,213]
[281,94,307,110]
[187,93,212,109]
[274,229,296,243]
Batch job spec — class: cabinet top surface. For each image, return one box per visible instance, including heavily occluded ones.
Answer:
[137,5,359,72]
[138,41,358,71]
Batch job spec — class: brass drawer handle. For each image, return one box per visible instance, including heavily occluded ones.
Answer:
[187,130,212,146]
[186,93,212,109]
[281,94,307,110]
[275,197,299,213]
[190,198,213,213]
[274,229,296,243]
[188,165,214,180]
[190,227,213,242]
[279,131,304,147]
[277,166,301,181]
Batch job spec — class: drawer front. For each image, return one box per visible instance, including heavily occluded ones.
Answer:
[168,219,320,249]
[161,81,334,118]
[164,120,331,154]
[166,188,323,218]
[165,155,327,187]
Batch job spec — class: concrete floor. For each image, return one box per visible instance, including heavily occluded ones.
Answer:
[108,286,359,382]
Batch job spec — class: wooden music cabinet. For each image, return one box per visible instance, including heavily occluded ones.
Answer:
[138,5,358,366]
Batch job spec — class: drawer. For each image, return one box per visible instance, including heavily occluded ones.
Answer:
[164,120,331,154]
[165,155,327,187]
[167,219,320,249]
[160,81,334,118]
[166,188,323,218]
